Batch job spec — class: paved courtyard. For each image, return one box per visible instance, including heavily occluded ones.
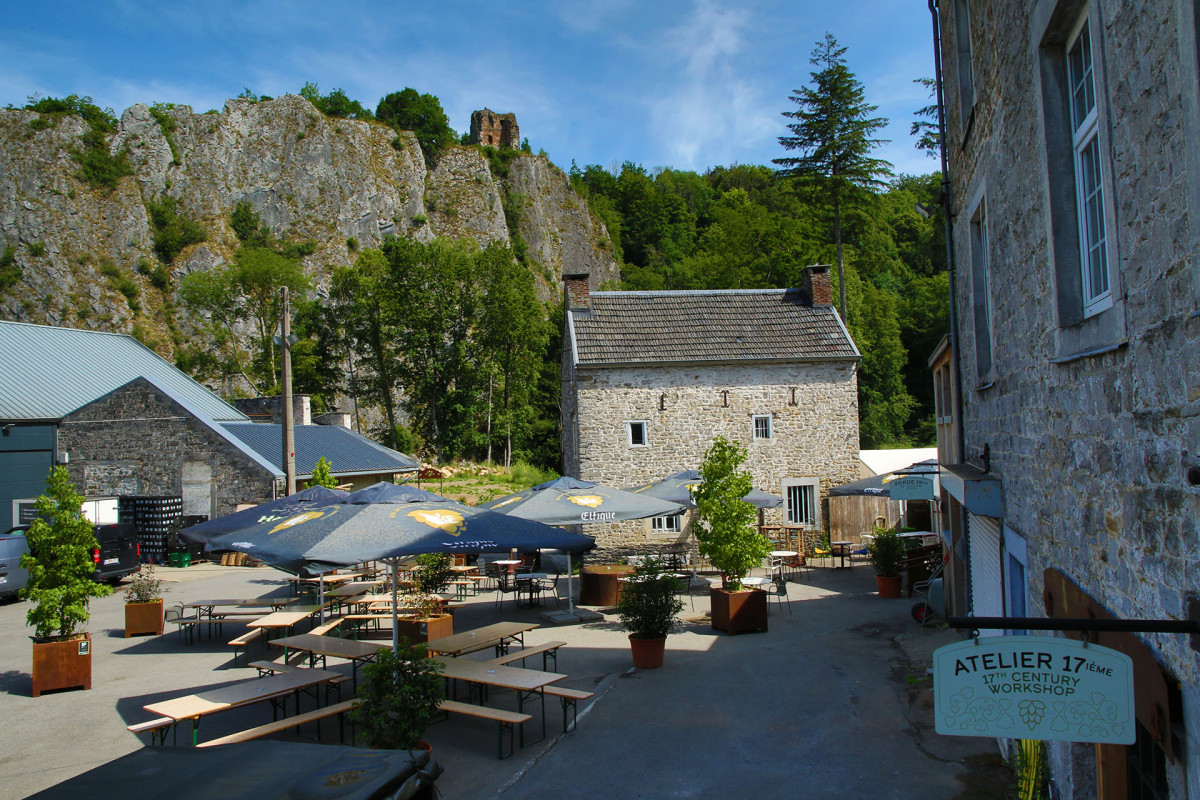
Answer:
[0,561,1009,799]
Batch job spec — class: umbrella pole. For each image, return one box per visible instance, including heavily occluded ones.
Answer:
[319,576,326,624]
[391,561,399,653]
[567,552,574,614]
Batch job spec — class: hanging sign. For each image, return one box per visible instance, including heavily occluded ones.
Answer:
[887,475,935,501]
[933,635,1134,744]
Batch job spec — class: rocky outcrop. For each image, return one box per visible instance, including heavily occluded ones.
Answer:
[0,94,619,341]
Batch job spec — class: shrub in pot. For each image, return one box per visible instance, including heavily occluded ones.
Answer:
[123,564,164,637]
[615,557,684,668]
[392,591,454,643]
[351,638,444,750]
[21,466,111,696]
[413,552,454,595]
[693,436,770,634]
[868,525,905,599]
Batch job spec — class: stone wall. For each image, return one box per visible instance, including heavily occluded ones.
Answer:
[565,361,860,557]
[469,109,519,148]
[940,1,1199,794]
[59,378,276,517]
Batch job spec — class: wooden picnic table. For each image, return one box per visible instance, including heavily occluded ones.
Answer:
[270,633,388,692]
[426,621,538,658]
[142,667,342,746]
[246,606,322,639]
[433,657,565,746]
[179,597,298,640]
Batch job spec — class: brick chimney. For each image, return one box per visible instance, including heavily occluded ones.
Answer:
[563,273,591,312]
[802,264,833,306]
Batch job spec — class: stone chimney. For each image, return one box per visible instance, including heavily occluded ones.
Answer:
[233,395,311,425]
[563,273,591,312]
[802,264,833,306]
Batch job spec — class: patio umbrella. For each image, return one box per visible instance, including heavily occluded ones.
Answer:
[629,470,783,509]
[182,482,595,649]
[177,485,349,539]
[828,459,939,497]
[479,477,687,612]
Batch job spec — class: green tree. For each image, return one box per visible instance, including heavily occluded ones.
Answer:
[299,83,374,120]
[21,467,111,640]
[375,89,456,167]
[692,436,766,591]
[775,32,893,319]
[910,77,942,158]
[305,457,338,489]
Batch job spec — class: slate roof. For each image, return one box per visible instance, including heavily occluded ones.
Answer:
[0,320,247,422]
[568,289,859,367]
[222,423,419,477]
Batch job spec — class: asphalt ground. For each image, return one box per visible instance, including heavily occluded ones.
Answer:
[0,560,1010,799]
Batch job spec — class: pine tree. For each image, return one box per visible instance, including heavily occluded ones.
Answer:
[774,33,893,319]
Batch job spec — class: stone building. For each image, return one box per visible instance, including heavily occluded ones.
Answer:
[933,1,1200,796]
[469,109,519,148]
[560,268,861,557]
[0,321,418,529]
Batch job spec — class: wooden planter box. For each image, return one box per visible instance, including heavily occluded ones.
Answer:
[393,614,454,644]
[32,633,92,697]
[124,599,164,637]
[710,587,768,634]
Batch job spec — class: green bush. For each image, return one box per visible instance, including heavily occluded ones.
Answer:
[148,103,181,164]
[346,236,359,252]
[867,526,904,578]
[146,196,207,263]
[616,556,684,640]
[376,88,456,168]
[0,246,20,293]
[304,457,338,489]
[27,242,46,257]
[351,640,443,750]
[72,129,134,192]
[20,466,112,640]
[413,553,454,595]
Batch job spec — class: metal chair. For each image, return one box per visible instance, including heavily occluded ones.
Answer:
[493,571,522,610]
[767,575,792,614]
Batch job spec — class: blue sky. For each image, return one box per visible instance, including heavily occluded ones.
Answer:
[3,0,940,179]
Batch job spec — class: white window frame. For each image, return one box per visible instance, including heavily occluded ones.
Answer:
[1066,14,1113,318]
[626,420,649,448]
[782,477,820,529]
[752,414,772,441]
[651,514,681,533]
[969,197,994,381]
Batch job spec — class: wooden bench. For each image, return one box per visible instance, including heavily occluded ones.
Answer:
[196,699,361,748]
[308,616,344,637]
[228,628,264,667]
[437,699,531,759]
[248,659,350,702]
[170,618,206,645]
[484,640,566,672]
[542,685,594,733]
[126,716,175,746]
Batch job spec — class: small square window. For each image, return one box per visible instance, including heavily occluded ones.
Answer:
[627,421,648,447]
[752,415,772,440]
[651,514,681,533]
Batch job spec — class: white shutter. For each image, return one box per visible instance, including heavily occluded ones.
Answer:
[968,513,1004,636]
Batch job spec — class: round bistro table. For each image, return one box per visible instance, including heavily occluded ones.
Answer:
[578,564,636,606]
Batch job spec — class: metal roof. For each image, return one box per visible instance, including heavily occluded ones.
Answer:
[569,289,859,367]
[221,423,420,477]
[0,321,248,422]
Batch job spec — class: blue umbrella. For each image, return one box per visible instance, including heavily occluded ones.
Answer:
[629,470,783,509]
[178,485,349,540]
[183,482,595,649]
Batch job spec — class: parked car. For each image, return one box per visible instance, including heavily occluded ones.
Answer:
[0,522,140,599]
[0,526,30,601]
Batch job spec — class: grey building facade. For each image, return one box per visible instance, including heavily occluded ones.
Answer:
[934,1,1200,796]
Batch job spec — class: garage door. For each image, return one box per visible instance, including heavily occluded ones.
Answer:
[1,434,55,530]
[968,513,1004,636]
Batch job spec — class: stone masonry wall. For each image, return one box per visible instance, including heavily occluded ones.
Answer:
[568,361,860,557]
[941,2,1199,793]
[59,378,275,517]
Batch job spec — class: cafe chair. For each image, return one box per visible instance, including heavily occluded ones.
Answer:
[493,571,522,611]
[767,575,792,614]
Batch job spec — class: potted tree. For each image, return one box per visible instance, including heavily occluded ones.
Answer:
[21,466,112,696]
[393,591,454,643]
[123,563,164,637]
[351,637,444,752]
[868,525,905,599]
[616,556,684,669]
[693,436,771,634]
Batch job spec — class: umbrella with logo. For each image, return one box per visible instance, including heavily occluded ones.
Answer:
[182,482,595,649]
[178,485,349,539]
[628,470,783,509]
[828,459,939,497]
[479,477,687,611]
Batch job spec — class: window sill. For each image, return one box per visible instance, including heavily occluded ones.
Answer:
[973,380,995,392]
[1048,338,1127,365]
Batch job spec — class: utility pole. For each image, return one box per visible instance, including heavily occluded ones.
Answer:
[280,286,296,495]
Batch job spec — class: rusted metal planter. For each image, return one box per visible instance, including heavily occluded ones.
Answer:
[710,587,768,634]
[31,633,92,697]
[124,599,164,637]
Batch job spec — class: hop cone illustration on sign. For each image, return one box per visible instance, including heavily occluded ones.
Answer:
[1018,699,1046,729]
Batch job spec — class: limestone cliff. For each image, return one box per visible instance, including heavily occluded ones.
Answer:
[0,94,618,343]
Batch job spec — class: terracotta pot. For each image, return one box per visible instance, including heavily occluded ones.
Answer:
[393,614,454,644]
[710,587,768,634]
[875,574,903,599]
[32,633,92,697]
[628,635,666,669]
[124,599,164,637]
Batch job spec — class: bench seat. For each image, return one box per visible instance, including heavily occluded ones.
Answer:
[126,716,174,746]
[437,699,531,759]
[228,628,264,667]
[484,640,566,672]
[541,685,594,733]
[196,699,360,748]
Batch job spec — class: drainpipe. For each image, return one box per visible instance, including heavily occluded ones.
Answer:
[928,0,966,464]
